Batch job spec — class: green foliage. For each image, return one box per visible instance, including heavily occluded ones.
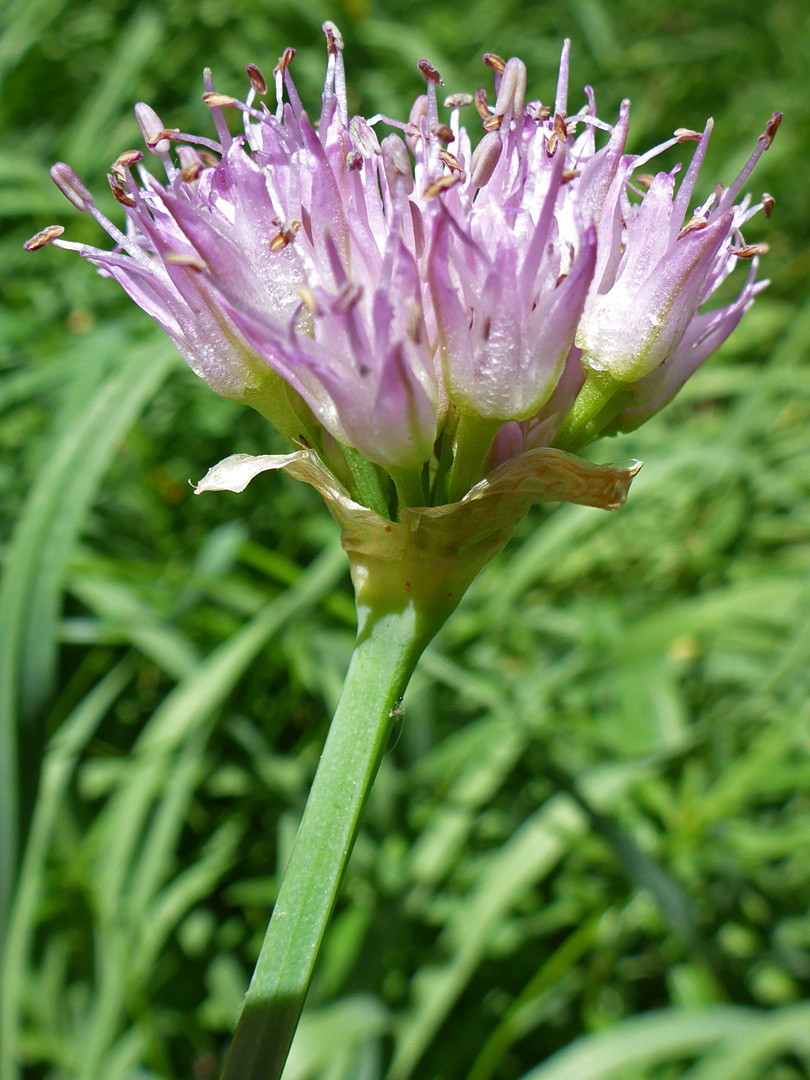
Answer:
[2,0,810,1078]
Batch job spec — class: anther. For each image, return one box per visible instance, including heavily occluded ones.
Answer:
[533,104,552,121]
[729,242,769,259]
[246,63,268,95]
[676,215,709,240]
[761,112,782,148]
[474,88,490,121]
[422,173,460,199]
[179,162,204,182]
[762,192,775,218]
[444,93,473,109]
[111,150,143,178]
[417,59,444,86]
[203,92,239,109]
[482,53,506,74]
[433,124,454,144]
[50,163,94,211]
[135,103,172,156]
[269,221,301,251]
[482,114,502,132]
[553,112,569,142]
[274,47,296,75]
[23,225,65,252]
[439,149,463,172]
[107,174,136,207]
[147,128,180,150]
[561,168,581,184]
[322,21,344,53]
[345,149,364,171]
[674,128,702,142]
[635,173,655,188]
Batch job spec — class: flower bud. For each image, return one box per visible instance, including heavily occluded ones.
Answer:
[50,163,94,211]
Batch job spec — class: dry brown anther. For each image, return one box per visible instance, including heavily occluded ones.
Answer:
[444,93,474,109]
[107,174,136,207]
[534,104,552,121]
[179,162,204,183]
[561,168,581,184]
[761,112,782,147]
[422,173,460,199]
[729,242,769,259]
[198,151,220,168]
[439,149,463,172]
[418,59,444,86]
[274,47,296,75]
[474,88,490,121]
[553,112,569,142]
[676,215,709,239]
[112,150,143,176]
[482,115,502,132]
[23,225,64,252]
[433,124,454,144]
[269,220,301,252]
[762,192,775,218]
[674,128,702,142]
[203,92,239,109]
[482,53,506,73]
[635,173,655,188]
[147,129,181,150]
[246,63,268,95]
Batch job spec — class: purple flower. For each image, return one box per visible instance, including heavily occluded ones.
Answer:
[28,28,778,506]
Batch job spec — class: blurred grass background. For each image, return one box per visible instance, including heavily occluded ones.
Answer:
[1,0,810,1077]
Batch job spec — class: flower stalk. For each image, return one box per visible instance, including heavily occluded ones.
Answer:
[221,602,443,1080]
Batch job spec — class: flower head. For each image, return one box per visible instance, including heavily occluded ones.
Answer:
[29,28,778,520]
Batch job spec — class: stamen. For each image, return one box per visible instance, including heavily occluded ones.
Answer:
[674,128,702,142]
[108,173,136,207]
[323,21,348,126]
[716,111,782,215]
[729,242,769,259]
[246,63,268,95]
[474,88,491,122]
[24,225,65,251]
[433,124,455,144]
[670,118,713,237]
[50,163,94,211]
[423,173,460,199]
[164,253,207,270]
[444,93,473,109]
[417,58,444,86]
[439,149,464,173]
[676,214,708,240]
[762,192,775,219]
[482,53,506,73]
[111,150,144,179]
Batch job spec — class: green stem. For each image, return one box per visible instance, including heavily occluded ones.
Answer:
[387,465,427,513]
[445,413,501,505]
[220,606,436,1080]
[339,444,393,518]
[552,368,621,453]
